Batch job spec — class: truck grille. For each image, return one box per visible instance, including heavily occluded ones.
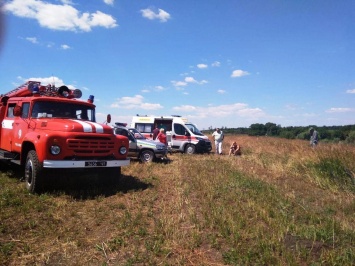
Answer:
[67,137,115,155]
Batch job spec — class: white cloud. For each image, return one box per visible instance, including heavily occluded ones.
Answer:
[197,63,208,69]
[346,89,355,94]
[231,69,249,78]
[217,89,226,94]
[27,76,65,86]
[110,95,163,110]
[173,103,265,121]
[103,0,114,5]
[155,85,165,91]
[326,107,354,113]
[185,77,197,83]
[171,77,208,87]
[26,37,38,44]
[60,0,73,4]
[61,44,71,50]
[212,61,221,67]
[171,80,187,87]
[140,8,171,22]
[16,76,76,90]
[3,0,118,32]
[172,105,197,112]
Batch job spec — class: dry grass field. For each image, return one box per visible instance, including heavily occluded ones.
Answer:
[1,135,354,265]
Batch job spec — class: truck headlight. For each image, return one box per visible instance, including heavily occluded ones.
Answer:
[50,145,61,155]
[119,146,127,155]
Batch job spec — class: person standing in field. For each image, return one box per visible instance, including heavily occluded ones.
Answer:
[152,126,159,140]
[156,128,167,146]
[212,127,224,155]
[309,127,319,147]
[156,128,168,159]
[229,141,241,156]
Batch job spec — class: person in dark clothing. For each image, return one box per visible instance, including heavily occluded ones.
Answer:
[309,127,319,147]
[153,126,159,140]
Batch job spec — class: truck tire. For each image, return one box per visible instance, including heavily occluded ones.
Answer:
[184,144,196,154]
[25,150,43,193]
[140,150,155,163]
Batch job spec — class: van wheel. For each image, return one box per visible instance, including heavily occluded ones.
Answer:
[25,150,43,193]
[140,150,155,163]
[185,144,196,154]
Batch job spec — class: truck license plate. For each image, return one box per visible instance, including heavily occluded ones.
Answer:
[85,161,107,167]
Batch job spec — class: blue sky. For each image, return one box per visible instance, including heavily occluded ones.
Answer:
[0,0,354,130]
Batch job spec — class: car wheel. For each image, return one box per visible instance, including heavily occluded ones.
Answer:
[184,144,196,154]
[140,150,155,163]
[25,150,43,193]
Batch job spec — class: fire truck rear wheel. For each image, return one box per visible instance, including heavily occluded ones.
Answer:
[184,144,196,154]
[25,150,43,193]
[140,150,154,163]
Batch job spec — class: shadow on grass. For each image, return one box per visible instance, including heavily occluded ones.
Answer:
[1,162,153,200]
[44,172,153,199]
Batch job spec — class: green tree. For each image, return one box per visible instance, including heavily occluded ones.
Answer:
[345,131,355,144]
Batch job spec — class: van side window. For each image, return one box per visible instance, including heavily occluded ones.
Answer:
[136,123,152,133]
[22,103,30,118]
[174,124,186,135]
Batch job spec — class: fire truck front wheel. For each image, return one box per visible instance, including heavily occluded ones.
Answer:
[184,144,196,154]
[25,150,43,193]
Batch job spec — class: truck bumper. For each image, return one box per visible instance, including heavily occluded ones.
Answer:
[43,159,130,168]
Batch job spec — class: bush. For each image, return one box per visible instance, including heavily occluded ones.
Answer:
[345,131,355,144]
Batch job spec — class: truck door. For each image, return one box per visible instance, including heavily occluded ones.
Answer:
[171,123,190,151]
[1,103,16,151]
[12,102,30,153]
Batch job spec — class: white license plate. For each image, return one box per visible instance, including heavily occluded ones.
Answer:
[85,161,107,167]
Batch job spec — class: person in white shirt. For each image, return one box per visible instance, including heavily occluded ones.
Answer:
[212,128,224,155]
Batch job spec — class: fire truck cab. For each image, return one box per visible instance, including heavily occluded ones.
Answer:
[0,81,130,193]
[130,115,212,154]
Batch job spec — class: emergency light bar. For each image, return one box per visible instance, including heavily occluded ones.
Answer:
[3,81,85,100]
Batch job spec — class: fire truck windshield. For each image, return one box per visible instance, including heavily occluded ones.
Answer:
[31,101,95,121]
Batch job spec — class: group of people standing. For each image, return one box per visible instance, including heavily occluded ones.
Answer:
[211,126,319,156]
[212,128,241,156]
[153,126,167,145]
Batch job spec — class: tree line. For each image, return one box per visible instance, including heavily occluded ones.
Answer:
[203,123,355,144]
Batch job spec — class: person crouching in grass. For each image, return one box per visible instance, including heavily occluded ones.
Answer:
[229,141,241,156]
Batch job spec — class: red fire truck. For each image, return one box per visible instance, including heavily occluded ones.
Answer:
[0,81,130,193]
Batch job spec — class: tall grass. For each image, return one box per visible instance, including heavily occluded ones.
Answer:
[0,135,354,265]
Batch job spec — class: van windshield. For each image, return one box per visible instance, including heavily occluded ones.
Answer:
[185,123,204,136]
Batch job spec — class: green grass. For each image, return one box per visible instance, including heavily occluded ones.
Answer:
[0,136,354,265]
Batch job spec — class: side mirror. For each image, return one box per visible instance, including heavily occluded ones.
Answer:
[185,131,190,136]
[13,105,22,116]
[107,114,111,124]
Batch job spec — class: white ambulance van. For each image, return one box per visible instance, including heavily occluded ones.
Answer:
[131,115,212,154]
